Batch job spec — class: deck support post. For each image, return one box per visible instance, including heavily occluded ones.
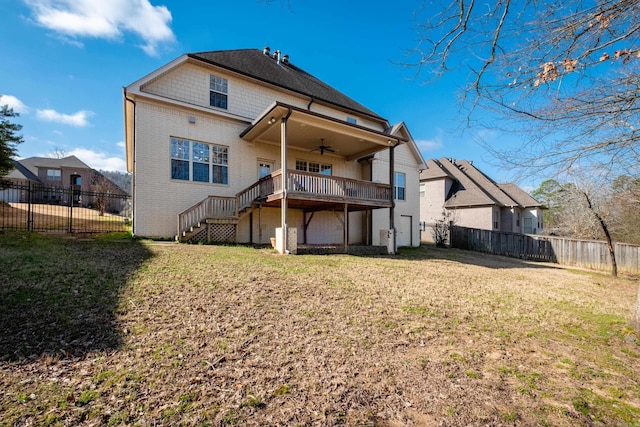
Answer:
[278,110,292,254]
[343,203,349,253]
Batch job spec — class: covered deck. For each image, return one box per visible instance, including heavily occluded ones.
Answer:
[240,102,404,254]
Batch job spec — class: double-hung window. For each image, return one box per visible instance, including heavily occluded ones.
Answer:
[170,137,228,184]
[192,142,210,183]
[210,74,228,109]
[47,169,61,181]
[394,172,406,200]
[170,138,190,180]
[211,145,228,184]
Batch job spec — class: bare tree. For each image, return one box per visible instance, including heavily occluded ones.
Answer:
[533,176,618,275]
[431,209,456,247]
[407,0,640,178]
[608,176,640,244]
[49,147,68,159]
[90,171,111,216]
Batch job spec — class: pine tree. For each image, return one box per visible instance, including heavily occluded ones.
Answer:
[0,105,23,177]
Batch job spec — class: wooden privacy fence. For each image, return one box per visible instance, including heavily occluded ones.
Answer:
[450,225,640,275]
[0,182,131,233]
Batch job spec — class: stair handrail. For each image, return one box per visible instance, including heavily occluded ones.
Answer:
[235,170,280,212]
[177,195,236,238]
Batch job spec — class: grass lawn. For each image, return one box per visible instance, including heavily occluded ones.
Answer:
[1,232,639,426]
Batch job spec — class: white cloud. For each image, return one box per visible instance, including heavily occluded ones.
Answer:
[0,95,29,114]
[68,147,127,172]
[37,109,93,127]
[24,0,175,56]
[415,136,444,152]
[116,141,125,148]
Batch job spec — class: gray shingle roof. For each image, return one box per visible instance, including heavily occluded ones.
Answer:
[420,159,454,180]
[18,155,91,176]
[434,158,498,207]
[456,160,518,207]
[499,183,544,208]
[421,157,544,209]
[188,49,384,121]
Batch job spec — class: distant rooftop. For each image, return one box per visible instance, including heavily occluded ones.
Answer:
[420,157,544,209]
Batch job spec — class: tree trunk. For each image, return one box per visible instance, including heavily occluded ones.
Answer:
[632,281,640,332]
[582,190,617,277]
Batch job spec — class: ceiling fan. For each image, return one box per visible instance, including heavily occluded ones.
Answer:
[311,138,335,155]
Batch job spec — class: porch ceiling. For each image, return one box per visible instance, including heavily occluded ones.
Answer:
[240,103,404,162]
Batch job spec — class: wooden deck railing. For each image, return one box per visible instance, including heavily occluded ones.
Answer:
[286,170,391,202]
[177,170,391,239]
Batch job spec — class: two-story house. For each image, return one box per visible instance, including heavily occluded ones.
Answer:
[2,155,128,212]
[123,48,425,253]
[420,158,545,242]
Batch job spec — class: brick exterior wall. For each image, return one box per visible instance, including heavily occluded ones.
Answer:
[131,59,422,245]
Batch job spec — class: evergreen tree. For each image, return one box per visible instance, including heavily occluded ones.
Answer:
[0,105,23,177]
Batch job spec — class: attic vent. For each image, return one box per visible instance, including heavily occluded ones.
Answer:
[267,49,289,65]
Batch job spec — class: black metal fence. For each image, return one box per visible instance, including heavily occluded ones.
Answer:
[0,182,131,233]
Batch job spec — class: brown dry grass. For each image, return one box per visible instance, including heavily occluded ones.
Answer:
[0,202,128,232]
[1,234,639,426]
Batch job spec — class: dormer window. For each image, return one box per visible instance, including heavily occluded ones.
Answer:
[209,75,228,109]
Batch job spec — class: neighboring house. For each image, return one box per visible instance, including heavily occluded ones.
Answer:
[1,156,128,213]
[420,158,545,241]
[123,47,425,253]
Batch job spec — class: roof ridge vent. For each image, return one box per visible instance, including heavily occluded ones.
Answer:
[273,49,281,64]
[263,46,270,55]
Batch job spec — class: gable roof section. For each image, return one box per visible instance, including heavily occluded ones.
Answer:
[499,183,544,208]
[18,156,91,176]
[456,160,518,207]
[420,159,454,180]
[422,157,544,210]
[388,122,426,170]
[6,160,40,182]
[187,49,384,121]
[435,158,498,207]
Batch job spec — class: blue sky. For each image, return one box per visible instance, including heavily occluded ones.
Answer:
[1,0,534,187]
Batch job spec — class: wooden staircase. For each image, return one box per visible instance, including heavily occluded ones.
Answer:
[176,176,274,243]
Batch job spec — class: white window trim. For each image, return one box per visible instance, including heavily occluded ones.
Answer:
[209,74,228,110]
[170,137,229,185]
[394,172,406,201]
[295,159,332,175]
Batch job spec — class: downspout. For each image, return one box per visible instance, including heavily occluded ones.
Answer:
[307,97,315,111]
[389,142,397,254]
[280,107,293,253]
[123,88,136,237]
